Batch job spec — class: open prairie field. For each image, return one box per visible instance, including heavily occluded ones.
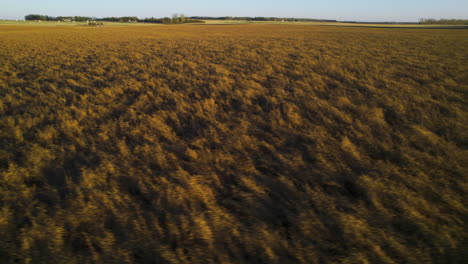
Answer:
[0,24,467,263]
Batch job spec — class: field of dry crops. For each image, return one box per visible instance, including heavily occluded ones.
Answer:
[0,24,467,263]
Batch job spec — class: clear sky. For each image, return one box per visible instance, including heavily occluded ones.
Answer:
[1,0,467,22]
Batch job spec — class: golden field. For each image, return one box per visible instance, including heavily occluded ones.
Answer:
[0,24,467,263]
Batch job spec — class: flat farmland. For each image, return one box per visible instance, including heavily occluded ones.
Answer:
[0,24,467,263]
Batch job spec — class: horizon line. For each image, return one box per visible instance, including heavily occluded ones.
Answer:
[2,14,467,24]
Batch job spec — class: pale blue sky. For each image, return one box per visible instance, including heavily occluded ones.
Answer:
[1,0,467,22]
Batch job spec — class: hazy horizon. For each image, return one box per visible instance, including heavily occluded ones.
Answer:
[1,0,467,22]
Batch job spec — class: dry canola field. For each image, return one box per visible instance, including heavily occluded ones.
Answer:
[0,24,467,263]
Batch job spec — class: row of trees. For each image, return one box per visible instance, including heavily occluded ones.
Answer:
[25,14,60,21]
[24,14,204,24]
[25,14,337,23]
[25,14,138,22]
[419,18,468,25]
[129,14,205,24]
[166,14,204,24]
[190,16,337,22]
[58,16,93,22]
[24,14,468,25]
[25,14,93,22]
[98,16,138,22]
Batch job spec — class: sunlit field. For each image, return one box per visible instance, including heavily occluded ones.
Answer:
[0,24,467,263]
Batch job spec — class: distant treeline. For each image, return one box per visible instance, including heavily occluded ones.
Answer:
[24,14,336,24]
[25,14,139,22]
[419,18,468,25]
[97,17,139,22]
[190,16,337,22]
[24,14,204,24]
[141,14,205,24]
[25,14,93,22]
[22,14,468,25]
